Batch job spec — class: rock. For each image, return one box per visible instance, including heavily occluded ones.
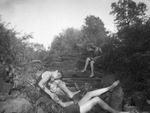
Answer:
[76,59,86,70]
[124,104,139,112]
[0,97,32,113]
[147,100,150,105]
[109,84,124,111]
[37,106,45,113]
[84,82,93,92]
[9,90,20,98]
[132,92,148,111]
[146,79,150,88]
[0,93,7,101]
[100,74,116,87]
[0,79,12,94]
[101,75,124,111]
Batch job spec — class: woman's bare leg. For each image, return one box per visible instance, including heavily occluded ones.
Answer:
[89,61,95,77]
[81,57,91,72]
[58,81,80,98]
[79,97,129,113]
[147,100,150,105]
[78,80,119,105]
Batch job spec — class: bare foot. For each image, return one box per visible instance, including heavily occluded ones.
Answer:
[89,74,95,77]
[71,90,81,98]
[81,69,86,73]
[147,100,150,105]
[110,80,120,89]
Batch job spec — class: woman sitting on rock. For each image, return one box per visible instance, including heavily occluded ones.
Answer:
[81,43,103,77]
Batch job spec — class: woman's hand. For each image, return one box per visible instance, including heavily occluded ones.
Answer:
[51,94,60,103]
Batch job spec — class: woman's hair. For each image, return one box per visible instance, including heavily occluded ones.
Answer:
[58,69,64,79]
[87,43,96,50]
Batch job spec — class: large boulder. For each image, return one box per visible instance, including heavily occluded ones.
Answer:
[132,92,148,111]
[0,97,32,113]
[0,79,12,94]
[100,74,124,111]
[36,106,45,113]
[109,84,124,111]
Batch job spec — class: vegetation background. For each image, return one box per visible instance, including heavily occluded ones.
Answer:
[0,0,150,113]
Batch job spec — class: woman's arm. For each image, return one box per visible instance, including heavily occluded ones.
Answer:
[93,55,102,60]
[41,85,74,107]
[41,83,74,107]
[58,100,74,107]
[38,73,50,90]
[38,73,57,99]
[93,47,102,60]
[38,74,74,107]
[95,47,102,53]
[38,74,56,98]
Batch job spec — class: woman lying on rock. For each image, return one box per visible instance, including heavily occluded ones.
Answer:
[38,70,129,113]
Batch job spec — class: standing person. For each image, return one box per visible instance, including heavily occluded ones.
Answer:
[81,43,103,77]
[38,70,130,113]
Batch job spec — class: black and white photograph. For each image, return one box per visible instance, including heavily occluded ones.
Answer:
[0,0,150,113]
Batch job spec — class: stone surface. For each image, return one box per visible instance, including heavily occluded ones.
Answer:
[100,74,124,111]
[0,93,7,101]
[124,105,139,112]
[100,74,117,90]
[0,79,12,94]
[132,92,148,111]
[37,106,45,113]
[0,97,32,113]
[147,100,150,105]
[109,84,124,110]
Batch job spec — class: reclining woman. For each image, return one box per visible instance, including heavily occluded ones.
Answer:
[38,70,129,113]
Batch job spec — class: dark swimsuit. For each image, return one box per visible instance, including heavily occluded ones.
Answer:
[35,73,51,99]
[64,103,80,113]
[88,49,102,67]
[72,92,82,104]
[64,92,82,113]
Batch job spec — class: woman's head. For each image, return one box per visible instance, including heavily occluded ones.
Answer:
[57,70,64,79]
[87,43,96,51]
[53,70,64,80]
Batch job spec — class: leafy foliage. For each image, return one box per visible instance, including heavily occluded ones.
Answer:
[49,15,107,64]
[50,28,82,55]
[0,22,14,63]
[81,15,107,46]
[0,20,47,67]
[110,0,147,29]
